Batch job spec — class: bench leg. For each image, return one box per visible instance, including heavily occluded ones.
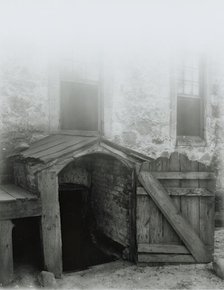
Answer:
[0,220,14,285]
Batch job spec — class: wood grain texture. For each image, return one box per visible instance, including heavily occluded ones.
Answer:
[181,196,200,235]
[138,253,195,263]
[150,172,215,180]
[0,199,41,220]
[0,184,38,200]
[138,170,209,262]
[138,244,189,254]
[52,130,100,136]
[0,220,14,285]
[38,170,62,278]
[162,153,181,244]
[137,187,214,196]
[199,196,215,260]
[137,196,150,244]
[148,197,163,244]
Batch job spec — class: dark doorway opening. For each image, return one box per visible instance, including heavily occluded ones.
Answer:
[59,183,123,272]
[12,217,42,270]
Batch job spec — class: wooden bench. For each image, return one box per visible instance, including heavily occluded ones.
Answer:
[0,184,41,285]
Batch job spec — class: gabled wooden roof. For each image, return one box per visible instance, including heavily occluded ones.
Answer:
[16,131,152,165]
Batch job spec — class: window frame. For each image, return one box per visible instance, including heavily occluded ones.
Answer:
[170,54,209,147]
[48,59,104,135]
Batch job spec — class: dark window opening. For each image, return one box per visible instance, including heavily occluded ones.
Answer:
[177,97,202,137]
[60,82,98,131]
[59,183,122,272]
[12,217,43,270]
[176,55,205,139]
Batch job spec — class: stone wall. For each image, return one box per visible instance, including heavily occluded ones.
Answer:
[91,154,132,247]
[57,154,132,247]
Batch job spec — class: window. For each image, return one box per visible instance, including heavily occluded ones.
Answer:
[176,55,205,140]
[60,81,99,131]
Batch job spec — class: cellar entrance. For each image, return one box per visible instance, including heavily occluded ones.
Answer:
[12,217,42,270]
[59,183,122,272]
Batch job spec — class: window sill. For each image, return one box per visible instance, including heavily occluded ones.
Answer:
[176,136,206,147]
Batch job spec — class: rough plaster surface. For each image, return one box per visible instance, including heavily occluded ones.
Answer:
[1,51,224,216]
[0,51,49,181]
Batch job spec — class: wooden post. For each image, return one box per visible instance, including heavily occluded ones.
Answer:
[0,220,14,285]
[38,169,62,278]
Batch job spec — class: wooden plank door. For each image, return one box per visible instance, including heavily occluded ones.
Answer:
[136,153,215,264]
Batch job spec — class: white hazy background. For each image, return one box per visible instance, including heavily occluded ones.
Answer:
[0,0,224,58]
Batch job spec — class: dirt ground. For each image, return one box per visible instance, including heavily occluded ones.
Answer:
[3,228,224,290]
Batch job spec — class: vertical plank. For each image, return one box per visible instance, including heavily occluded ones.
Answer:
[181,196,200,235]
[162,153,181,244]
[180,155,200,244]
[38,169,62,278]
[148,198,163,244]
[180,155,199,188]
[198,163,215,191]
[199,196,215,260]
[163,196,182,244]
[0,220,14,285]
[137,196,150,244]
[198,162,215,261]
[129,168,137,263]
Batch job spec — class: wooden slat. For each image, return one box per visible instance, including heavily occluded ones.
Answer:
[137,187,214,196]
[199,196,215,260]
[180,155,199,188]
[0,220,14,285]
[138,170,209,262]
[181,196,200,235]
[101,138,153,162]
[31,136,85,158]
[52,130,100,137]
[22,135,70,157]
[42,138,98,162]
[137,196,150,243]
[0,184,37,200]
[148,197,163,244]
[129,168,137,263]
[138,244,189,254]
[0,199,42,220]
[162,153,181,243]
[138,254,195,263]
[0,188,15,201]
[151,172,215,180]
[100,143,138,165]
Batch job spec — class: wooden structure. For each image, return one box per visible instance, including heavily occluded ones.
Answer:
[0,132,216,284]
[0,184,41,284]
[137,153,215,263]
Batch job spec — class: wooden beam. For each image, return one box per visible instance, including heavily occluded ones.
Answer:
[101,138,153,162]
[138,254,195,263]
[138,171,210,262]
[51,130,100,137]
[137,187,214,197]
[0,220,14,285]
[38,170,62,278]
[0,199,42,220]
[138,244,189,254]
[0,184,38,199]
[150,172,216,180]
[129,169,137,262]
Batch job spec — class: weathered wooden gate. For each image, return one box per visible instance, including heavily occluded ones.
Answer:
[137,153,215,263]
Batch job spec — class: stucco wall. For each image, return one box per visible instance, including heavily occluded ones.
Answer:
[1,50,224,218]
[0,49,49,182]
[103,53,219,165]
